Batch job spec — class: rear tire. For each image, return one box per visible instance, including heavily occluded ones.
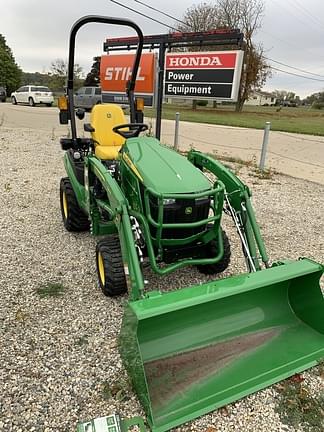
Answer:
[96,236,128,297]
[59,177,89,232]
[197,229,231,275]
[29,97,35,107]
[46,103,52,107]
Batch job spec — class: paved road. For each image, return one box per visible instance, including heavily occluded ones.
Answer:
[1,103,323,184]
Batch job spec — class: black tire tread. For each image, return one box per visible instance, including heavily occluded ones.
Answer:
[60,177,89,232]
[197,229,231,275]
[96,235,127,297]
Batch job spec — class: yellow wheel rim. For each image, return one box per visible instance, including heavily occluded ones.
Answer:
[62,191,68,219]
[98,252,105,285]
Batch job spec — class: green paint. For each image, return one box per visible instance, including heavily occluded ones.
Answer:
[120,258,324,432]
[124,137,210,193]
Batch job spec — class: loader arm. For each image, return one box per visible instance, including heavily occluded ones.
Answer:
[87,155,145,301]
[188,150,269,270]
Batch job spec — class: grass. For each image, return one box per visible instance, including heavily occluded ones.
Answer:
[275,374,324,431]
[101,381,112,401]
[101,379,131,402]
[249,167,276,180]
[36,281,65,298]
[144,104,324,136]
[202,151,275,179]
[75,335,88,346]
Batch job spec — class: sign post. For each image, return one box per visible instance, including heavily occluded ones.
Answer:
[259,121,271,170]
[174,112,180,151]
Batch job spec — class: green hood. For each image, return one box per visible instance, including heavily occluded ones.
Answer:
[123,137,211,194]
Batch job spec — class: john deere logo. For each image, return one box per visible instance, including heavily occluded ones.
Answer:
[185,206,192,215]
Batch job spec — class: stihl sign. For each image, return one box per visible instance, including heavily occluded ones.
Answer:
[104,67,145,82]
[164,51,244,101]
[100,53,156,106]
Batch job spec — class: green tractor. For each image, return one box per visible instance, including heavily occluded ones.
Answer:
[58,16,324,432]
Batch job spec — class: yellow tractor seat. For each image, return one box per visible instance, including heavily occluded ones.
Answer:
[88,104,126,160]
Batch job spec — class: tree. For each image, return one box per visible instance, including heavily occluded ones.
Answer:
[218,0,271,111]
[302,91,324,107]
[48,58,83,92]
[273,89,288,101]
[179,3,220,32]
[21,71,51,87]
[84,56,101,87]
[306,91,324,102]
[176,0,271,111]
[273,90,301,105]
[176,3,221,109]
[0,34,22,94]
[286,91,296,101]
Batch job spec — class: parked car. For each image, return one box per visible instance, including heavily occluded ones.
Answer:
[11,85,54,106]
[0,86,7,102]
[281,100,297,107]
[74,86,102,110]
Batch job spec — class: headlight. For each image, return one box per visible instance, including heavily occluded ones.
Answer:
[163,198,176,205]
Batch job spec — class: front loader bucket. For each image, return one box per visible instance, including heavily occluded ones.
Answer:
[120,258,324,432]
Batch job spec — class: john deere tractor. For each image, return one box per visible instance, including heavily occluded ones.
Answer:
[58,16,324,432]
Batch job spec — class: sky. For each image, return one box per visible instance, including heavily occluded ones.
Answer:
[2,0,324,98]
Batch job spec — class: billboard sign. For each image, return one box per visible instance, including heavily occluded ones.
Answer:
[164,51,244,101]
[100,53,156,106]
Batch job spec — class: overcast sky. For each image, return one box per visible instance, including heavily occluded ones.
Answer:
[2,0,324,98]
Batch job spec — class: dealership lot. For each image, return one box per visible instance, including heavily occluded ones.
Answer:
[0,121,323,431]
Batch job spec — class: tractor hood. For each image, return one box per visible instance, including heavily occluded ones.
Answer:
[123,137,211,194]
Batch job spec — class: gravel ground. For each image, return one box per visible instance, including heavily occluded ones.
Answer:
[0,126,323,432]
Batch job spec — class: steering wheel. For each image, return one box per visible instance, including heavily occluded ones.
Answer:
[113,123,149,139]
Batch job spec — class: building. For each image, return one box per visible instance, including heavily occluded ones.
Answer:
[245,91,277,106]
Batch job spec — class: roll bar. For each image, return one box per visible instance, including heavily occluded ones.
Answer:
[67,15,144,140]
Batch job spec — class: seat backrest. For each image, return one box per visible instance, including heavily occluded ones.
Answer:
[90,104,126,147]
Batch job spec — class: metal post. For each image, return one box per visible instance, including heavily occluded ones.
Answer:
[174,112,180,150]
[155,43,166,140]
[259,121,271,170]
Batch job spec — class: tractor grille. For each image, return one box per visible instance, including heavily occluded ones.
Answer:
[149,196,210,239]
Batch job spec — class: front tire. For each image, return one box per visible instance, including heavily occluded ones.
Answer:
[96,236,128,297]
[46,103,52,107]
[197,228,231,275]
[59,177,89,232]
[28,97,35,107]
[12,97,17,105]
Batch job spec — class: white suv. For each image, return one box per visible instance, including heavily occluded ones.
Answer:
[11,85,54,107]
